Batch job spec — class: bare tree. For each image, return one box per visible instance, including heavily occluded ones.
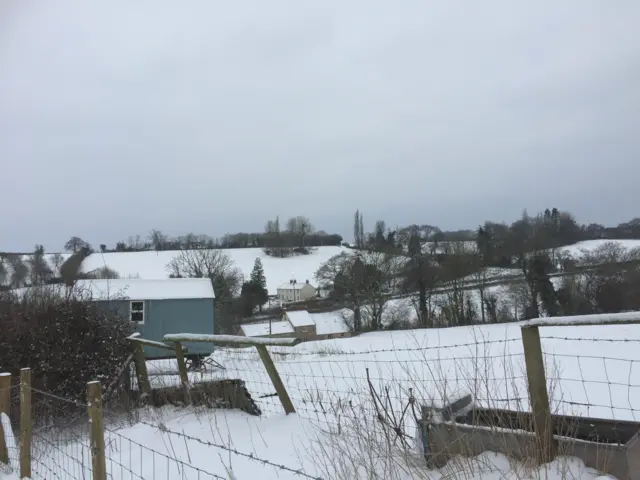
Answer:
[149,229,168,251]
[0,256,7,285]
[28,245,53,285]
[51,253,64,277]
[167,249,243,300]
[286,216,314,248]
[436,243,483,326]
[127,234,143,250]
[315,250,405,331]
[359,251,406,331]
[64,236,89,253]
[86,266,120,279]
[403,228,439,327]
[6,254,28,288]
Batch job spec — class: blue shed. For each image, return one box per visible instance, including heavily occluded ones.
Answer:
[75,278,215,359]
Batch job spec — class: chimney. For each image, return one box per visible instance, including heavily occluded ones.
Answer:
[305,279,309,284]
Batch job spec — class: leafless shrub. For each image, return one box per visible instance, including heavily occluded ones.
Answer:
[0,285,134,412]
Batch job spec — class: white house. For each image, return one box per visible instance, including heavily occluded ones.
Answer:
[276,279,316,303]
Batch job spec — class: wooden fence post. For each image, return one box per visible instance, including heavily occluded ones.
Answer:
[521,325,556,462]
[0,372,11,464]
[255,345,295,414]
[174,342,190,405]
[87,381,107,480]
[19,368,32,479]
[132,342,151,401]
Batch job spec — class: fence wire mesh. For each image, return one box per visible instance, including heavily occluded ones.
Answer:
[1,325,640,479]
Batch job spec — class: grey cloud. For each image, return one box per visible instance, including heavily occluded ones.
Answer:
[1,0,639,251]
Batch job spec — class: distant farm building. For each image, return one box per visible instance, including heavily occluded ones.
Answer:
[276,279,317,303]
[238,309,351,341]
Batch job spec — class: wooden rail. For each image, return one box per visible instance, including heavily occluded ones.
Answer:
[163,333,300,347]
[127,333,187,351]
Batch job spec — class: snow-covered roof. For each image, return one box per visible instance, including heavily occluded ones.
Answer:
[277,282,315,290]
[240,321,295,337]
[310,312,350,335]
[11,278,215,301]
[285,310,315,327]
[77,278,215,300]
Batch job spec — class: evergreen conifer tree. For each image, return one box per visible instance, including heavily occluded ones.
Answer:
[250,258,269,310]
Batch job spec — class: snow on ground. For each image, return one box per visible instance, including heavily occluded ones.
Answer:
[78,246,349,295]
[559,239,640,259]
[149,323,640,429]
[12,406,615,480]
[6,322,635,479]
[128,322,640,479]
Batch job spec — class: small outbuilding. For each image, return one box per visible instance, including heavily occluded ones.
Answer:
[75,278,215,359]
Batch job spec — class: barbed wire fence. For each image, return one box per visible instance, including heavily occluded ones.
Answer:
[1,326,640,479]
[540,334,640,423]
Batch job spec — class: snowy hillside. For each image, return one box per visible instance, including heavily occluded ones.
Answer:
[559,238,640,257]
[79,246,349,295]
[2,239,640,292]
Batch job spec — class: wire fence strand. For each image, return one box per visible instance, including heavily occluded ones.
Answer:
[1,330,639,479]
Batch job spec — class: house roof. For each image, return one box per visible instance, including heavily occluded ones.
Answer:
[285,310,315,327]
[277,282,315,290]
[240,321,295,337]
[77,278,215,300]
[310,312,351,335]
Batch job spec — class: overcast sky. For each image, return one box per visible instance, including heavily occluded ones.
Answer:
[1,1,639,251]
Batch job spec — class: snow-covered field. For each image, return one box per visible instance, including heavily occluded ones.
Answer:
[559,239,640,258]
[81,246,348,295]
[3,239,640,293]
[4,321,637,479]
[0,407,617,480]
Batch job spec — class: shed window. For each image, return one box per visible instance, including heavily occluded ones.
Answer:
[130,301,144,323]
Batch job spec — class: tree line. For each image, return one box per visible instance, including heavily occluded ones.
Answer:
[58,216,343,255]
[316,208,640,334]
[353,207,640,260]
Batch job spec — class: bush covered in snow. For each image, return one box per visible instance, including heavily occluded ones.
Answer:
[0,286,134,407]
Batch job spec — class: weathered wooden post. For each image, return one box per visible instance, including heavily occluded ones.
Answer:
[163,333,298,414]
[19,368,32,479]
[255,345,295,414]
[132,342,151,401]
[87,381,107,480]
[173,342,191,405]
[521,325,556,462]
[0,372,11,464]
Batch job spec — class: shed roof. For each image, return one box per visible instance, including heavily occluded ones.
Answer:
[285,310,315,327]
[240,321,295,337]
[77,278,215,300]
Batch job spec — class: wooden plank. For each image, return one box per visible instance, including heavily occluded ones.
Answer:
[521,325,556,462]
[87,381,107,480]
[173,342,190,405]
[0,373,10,464]
[19,368,32,479]
[523,311,640,328]
[132,342,151,400]
[255,345,295,414]
[164,333,301,347]
[128,335,187,352]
